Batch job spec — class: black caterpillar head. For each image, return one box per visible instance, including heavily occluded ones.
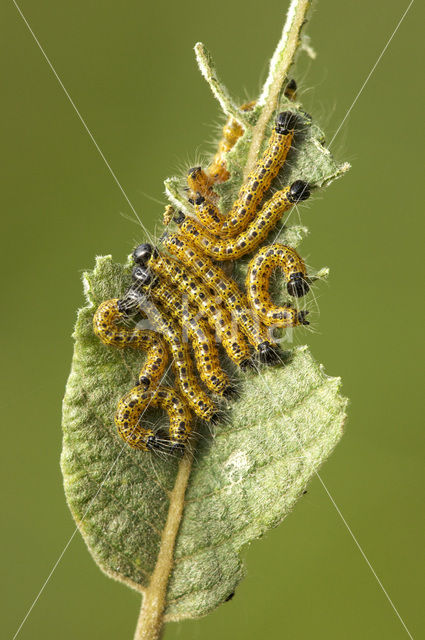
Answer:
[133,243,157,265]
[288,180,310,203]
[275,111,298,135]
[287,272,310,298]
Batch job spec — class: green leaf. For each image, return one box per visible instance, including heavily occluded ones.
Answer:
[62,255,346,620]
[61,2,348,636]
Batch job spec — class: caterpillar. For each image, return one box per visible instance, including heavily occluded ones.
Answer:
[187,167,216,205]
[94,101,313,453]
[187,90,295,201]
[246,244,310,327]
[93,298,168,389]
[118,285,217,422]
[131,265,232,396]
[174,180,310,261]
[189,111,300,237]
[132,244,252,367]
[157,234,278,361]
[115,385,192,451]
[186,102,256,205]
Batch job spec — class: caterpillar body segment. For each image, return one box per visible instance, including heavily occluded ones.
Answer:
[256,243,309,298]
[175,181,310,261]
[155,387,192,447]
[93,298,168,389]
[133,272,231,395]
[133,245,252,367]
[115,385,192,450]
[119,288,216,421]
[158,290,230,396]
[207,117,243,184]
[188,191,226,236]
[246,244,310,327]
[159,235,277,361]
[191,111,299,239]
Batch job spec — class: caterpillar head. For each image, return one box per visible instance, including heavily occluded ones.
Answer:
[288,180,310,203]
[287,271,310,298]
[133,243,157,266]
[275,111,299,135]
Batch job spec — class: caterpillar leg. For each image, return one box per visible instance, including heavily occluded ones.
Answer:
[191,111,299,238]
[175,180,310,261]
[246,244,310,327]
[132,245,252,367]
[93,298,168,388]
[132,267,231,396]
[119,286,216,421]
[115,385,192,451]
[158,234,277,361]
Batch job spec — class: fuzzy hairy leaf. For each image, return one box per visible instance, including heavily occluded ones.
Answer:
[62,255,346,620]
[61,4,348,626]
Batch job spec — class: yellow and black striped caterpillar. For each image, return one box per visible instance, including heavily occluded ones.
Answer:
[187,80,296,197]
[172,181,309,261]
[131,266,231,397]
[93,107,313,452]
[117,285,217,422]
[130,250,251,367]
[188,111,301,239]
[246,244,310,327]
[93,297,192,450]
[116,385,192,451]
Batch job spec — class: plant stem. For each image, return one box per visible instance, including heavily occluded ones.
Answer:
[134,453,193,640]
[244,0,311,178]
[195,42,250,126]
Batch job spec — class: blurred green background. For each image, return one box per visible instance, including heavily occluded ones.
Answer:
[1,1,423,638]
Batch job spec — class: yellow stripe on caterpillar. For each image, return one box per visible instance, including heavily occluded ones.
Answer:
[246,244,310,327]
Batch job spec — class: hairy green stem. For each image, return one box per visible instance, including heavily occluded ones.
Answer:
[194,42,250,127]
[244,0,311,178]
